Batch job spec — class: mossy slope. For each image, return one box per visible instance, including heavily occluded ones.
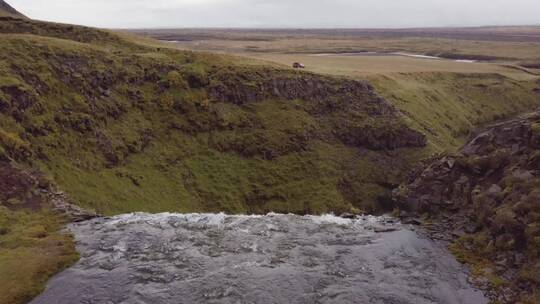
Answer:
[0,161,78,304]
[0,17,426,217]
[370,72,540,153]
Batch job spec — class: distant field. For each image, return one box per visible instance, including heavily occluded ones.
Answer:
[129,27,540,79]
[129,27,540,59]
[228,52,537,81]
[126,27,540,152]
[129,26,540,43]
[156,42,539,81]
[161,37,540,61]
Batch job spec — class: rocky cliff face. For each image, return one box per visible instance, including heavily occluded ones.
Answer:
[208,69,426,151]
[0,161,96,221]
[395,112,540,303]
[0,16,428,216]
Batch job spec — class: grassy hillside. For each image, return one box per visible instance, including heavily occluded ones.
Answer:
[0,208,77,304]
[0,161,78,304]
[0,18,412,304]
[0,17,429,301]
[1,8,539,303]
[0,16,427,217]
[157,29,540,148]
[369,72,540,152]
[220,53,540,153]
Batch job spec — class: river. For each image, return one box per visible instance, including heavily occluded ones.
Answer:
[31,213,487,304]
[309,52,477,63]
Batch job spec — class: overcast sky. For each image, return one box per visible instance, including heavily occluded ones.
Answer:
[9,0,540,29]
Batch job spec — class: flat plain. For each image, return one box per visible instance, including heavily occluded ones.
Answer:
[130,27,540,151]
[130,27,540,79]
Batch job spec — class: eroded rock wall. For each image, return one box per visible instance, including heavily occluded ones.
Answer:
[395,112,540,303]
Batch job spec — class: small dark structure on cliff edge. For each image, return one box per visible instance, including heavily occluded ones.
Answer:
[293,62,305,69]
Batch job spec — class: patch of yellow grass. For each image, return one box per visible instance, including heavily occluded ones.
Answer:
[236,52,537,81]
[0,208,78,304]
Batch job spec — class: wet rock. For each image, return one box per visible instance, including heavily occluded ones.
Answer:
[373,226,399,233]
[512,170,534,182]
[486,184,502,197]
[401,217,423,226]
[446,158,456,169]
[49,191,98,222]
[451,229,466,238]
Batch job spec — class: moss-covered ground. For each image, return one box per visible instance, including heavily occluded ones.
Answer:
[0,16,428,217]
[0,208,77,304]
[0,16,428,302]
[369,72,540,152]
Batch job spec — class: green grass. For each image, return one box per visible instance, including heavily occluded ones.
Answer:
[33,97,409,216]
[236,52,536,80]
[0,208,78,304]
[369,72,540,152]
[1,15,539,303]
[2,18,537,217]
[0,19,424,216]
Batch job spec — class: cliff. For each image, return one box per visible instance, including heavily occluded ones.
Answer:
[395,112,540,303]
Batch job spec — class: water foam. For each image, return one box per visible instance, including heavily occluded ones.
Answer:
[33,211,487,304]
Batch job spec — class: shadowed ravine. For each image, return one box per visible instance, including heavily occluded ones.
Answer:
[31,213,487,304]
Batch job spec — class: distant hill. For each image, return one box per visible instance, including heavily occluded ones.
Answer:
[0,0,25,18]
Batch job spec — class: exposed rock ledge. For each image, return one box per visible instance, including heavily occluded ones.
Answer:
[394,111,540,303]
[49,191,98,222]
[0,160,97,221]
[208,69,427,150]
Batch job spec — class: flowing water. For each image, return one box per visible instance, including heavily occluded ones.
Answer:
[31,213,487,304]
[310,52,477,63]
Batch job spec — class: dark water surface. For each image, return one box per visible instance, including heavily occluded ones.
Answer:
[31,213,487,304]
[309,52,477,62]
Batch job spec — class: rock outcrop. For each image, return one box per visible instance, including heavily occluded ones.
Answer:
[0,14,427,216]
[209,69,426,150]
[394,111,540,303]
[0,161,97,221]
